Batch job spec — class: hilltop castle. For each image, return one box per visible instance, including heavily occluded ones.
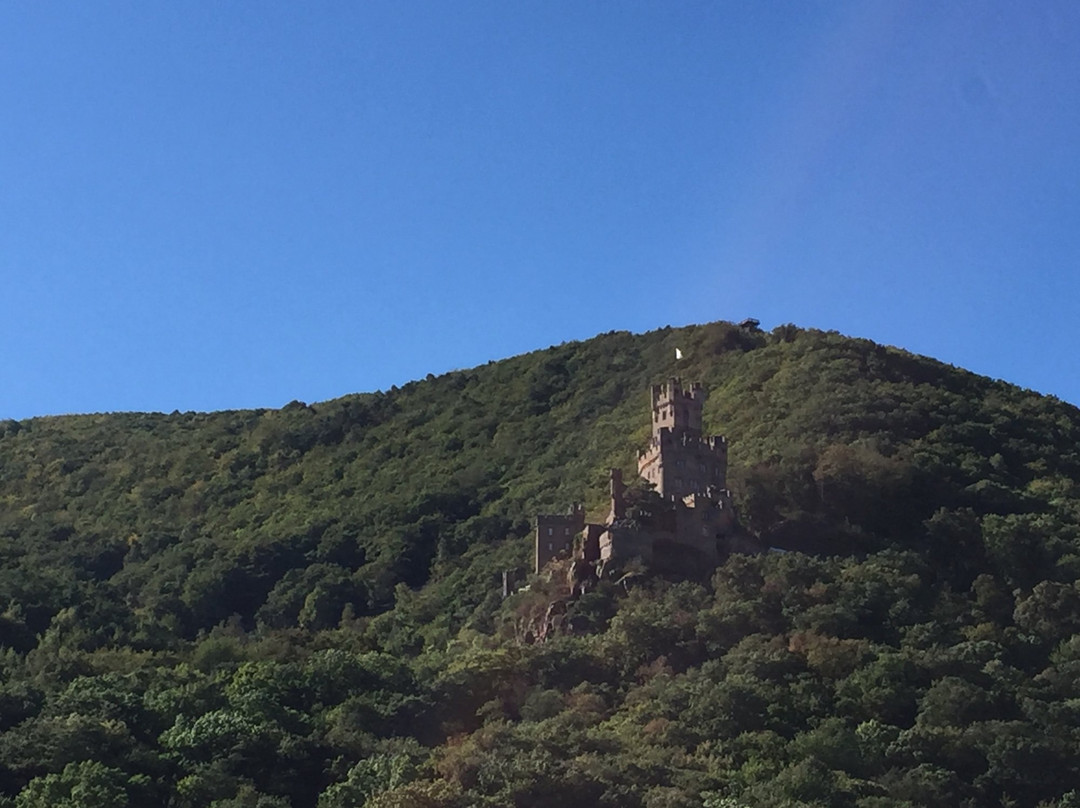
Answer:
[535,379,740,578]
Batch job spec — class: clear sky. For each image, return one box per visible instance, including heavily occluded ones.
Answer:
[2,2,1078,419]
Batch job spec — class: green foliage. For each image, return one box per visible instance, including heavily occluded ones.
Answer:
[0,321,1079,805]
[15,761,138,808]
[317,750,420,808]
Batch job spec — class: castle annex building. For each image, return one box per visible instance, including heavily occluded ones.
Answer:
[536,379,738,577]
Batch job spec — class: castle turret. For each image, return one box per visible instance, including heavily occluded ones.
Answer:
[608,468,626,522]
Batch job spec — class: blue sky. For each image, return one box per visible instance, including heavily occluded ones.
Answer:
[2,2,1078,419]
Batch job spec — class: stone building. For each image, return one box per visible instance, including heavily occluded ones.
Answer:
[534,505,585,574]
[535,379,739,576]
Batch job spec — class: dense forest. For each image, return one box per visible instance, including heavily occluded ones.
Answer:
[2,321,1080,807]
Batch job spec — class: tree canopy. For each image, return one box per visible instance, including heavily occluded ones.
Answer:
[0,321,1079,805]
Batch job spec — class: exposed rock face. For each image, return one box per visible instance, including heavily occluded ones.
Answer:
[520,598,567,645]
[567,559,595,598]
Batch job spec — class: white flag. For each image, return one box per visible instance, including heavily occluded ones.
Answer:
[675,348,683,360]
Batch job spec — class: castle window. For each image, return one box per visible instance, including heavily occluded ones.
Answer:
[547,543,553,551]
[564,527,570,535]
[547,528,553,536]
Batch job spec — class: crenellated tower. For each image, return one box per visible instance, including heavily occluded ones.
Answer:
[637,378,727,500]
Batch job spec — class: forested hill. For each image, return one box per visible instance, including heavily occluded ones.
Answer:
[2,321,1080,807]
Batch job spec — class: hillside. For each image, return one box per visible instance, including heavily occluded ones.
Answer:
[2,321,1080,807]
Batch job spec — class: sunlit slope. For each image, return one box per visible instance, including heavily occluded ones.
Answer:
[0,322,1078,643]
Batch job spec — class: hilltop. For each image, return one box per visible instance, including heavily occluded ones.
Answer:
[1,321,1080,806]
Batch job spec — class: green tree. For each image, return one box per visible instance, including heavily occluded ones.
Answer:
[15,761,133,808]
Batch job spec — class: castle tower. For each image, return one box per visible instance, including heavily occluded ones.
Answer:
[638,378,727,500]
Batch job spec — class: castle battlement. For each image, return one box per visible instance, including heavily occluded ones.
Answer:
[638,430,728,457]
[650,378,705,406]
